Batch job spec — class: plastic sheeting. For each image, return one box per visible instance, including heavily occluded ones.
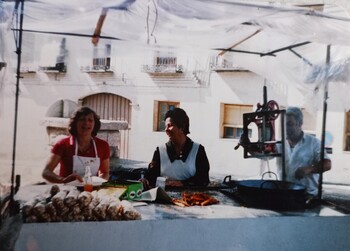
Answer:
[0,0,350,188]
[0,1,349,48]
[12,1,350,47]
[0,0,350,107]
[306,57,350,83]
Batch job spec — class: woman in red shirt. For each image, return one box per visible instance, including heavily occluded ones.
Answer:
[42,107,110,183]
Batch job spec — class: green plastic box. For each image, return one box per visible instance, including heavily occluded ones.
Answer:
[101,180,143,200]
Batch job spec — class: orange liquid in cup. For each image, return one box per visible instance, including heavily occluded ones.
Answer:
[84,184,93,192]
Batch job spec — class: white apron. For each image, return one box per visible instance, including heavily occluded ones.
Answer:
[73,138,100,177]
[159,142,199,180]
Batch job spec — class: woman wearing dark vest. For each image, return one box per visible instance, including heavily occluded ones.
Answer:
[142,108,210,189]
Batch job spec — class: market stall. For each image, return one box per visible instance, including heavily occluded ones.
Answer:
[1,1,350,251]
[12,182,350,251]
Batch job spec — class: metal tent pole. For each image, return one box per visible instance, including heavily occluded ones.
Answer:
[9,0,24,215]
[317,44,331,199]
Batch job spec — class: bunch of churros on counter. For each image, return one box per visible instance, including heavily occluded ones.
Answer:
[22,185,141,223]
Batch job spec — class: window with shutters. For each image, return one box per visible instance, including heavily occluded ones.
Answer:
[153,101,180,131]
[345,111,350,151]
[221,103,253,139]
[92,44,111,71]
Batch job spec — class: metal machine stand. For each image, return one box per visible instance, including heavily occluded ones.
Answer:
[238,86,287,181]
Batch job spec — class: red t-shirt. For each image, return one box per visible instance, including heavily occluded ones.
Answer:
[52,136,110,177]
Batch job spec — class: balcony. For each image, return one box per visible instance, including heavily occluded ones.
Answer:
[210,62,248,72]
[142,64,183,74]
[39,62,67,73]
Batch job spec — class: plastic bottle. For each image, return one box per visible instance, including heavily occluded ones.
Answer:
[84,166,93,192]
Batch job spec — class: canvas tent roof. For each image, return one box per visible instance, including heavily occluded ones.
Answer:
[1,0,350,109]
[4,1,350,46]
[1,0,350,197]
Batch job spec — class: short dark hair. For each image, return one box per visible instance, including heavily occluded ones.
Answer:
[286,106,303,126]
[68,106,101,137]
[164,107,190,135]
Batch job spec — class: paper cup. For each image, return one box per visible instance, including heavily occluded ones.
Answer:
[156,177,166,189]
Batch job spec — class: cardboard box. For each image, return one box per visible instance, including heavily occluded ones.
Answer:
[101,180,143,200]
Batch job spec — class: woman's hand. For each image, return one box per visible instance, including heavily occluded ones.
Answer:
[139,178,150,190]
[166,180,183,187]
[295,166,313,179]
[62,173,83,183]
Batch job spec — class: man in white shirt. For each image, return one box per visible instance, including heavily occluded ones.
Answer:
[276,107,331,196]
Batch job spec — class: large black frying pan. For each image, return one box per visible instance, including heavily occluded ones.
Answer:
[223,173,307,210]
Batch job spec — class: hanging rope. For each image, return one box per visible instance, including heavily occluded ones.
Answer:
[150,0,158,44]
[146,0,158,44]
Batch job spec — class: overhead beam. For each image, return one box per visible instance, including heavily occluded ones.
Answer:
[261,41,311,56]
[219,28,262,56]
[289,48,313,66]
[214,41,311,57]
[213,48,266,56]
[11,29,123,41]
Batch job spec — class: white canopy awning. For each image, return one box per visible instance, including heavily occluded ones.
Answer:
[1,0,350,109]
